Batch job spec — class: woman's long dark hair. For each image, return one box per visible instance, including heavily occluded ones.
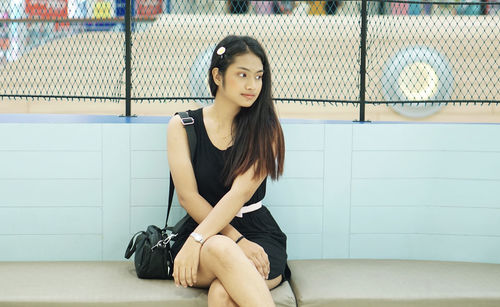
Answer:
[208,35,285,186]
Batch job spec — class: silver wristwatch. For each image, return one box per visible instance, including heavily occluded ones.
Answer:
[190,232,204,244]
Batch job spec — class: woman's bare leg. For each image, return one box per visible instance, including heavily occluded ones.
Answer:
[266,275,282,290]
[208,279,237,307]
[194,235,275,307]
[207,275,282,307]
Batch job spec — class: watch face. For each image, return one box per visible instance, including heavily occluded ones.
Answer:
[191,232,203,243]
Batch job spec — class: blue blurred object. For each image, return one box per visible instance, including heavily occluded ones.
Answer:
[408,3,421,15]
[189,45,216,106]
[116,0,135,17]
[381,45,454,118]
[423,3,432,15]
[164,0,171,13]
[456,0,481,15]
[7,0,27,61]
[84,0,136,31]
[115,0,136,31]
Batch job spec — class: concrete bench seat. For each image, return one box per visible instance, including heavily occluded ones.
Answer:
[0,261,296,307]
[288,259,500,307]
[2,259,500,306]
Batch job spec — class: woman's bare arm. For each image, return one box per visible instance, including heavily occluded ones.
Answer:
[193,164,266,239]
[167,114,245,240]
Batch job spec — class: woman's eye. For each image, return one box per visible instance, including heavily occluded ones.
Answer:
[239,73,246,77]
[256,75,263,80]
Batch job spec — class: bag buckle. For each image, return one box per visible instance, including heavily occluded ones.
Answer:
[151,233,177,251]
[180,117,194,126]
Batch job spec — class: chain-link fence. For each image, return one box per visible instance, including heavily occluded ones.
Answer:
[0,0,498,119]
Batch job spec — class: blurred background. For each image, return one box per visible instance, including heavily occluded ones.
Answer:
[0,0,499,122]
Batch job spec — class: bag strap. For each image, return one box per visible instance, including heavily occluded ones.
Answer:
[165,111,196,228]
[124,231,143,259]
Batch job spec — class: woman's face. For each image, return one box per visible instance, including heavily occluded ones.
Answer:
[214,52,264,108]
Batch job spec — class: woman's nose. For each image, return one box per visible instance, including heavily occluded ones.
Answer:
[246,79,255,90]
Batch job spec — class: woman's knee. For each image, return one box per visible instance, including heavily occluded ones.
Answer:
[201,235,239,263]
[208,279,236,307]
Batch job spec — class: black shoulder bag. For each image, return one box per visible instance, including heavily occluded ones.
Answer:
[124,111,196,279]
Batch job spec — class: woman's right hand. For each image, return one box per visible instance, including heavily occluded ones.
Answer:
[237,238,270,279]
[173,237,202,288]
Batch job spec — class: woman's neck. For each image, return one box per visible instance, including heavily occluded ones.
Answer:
[203,101,240,149]
[206,100,240,128]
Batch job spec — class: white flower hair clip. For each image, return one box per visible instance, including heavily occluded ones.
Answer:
[216,47,226,57]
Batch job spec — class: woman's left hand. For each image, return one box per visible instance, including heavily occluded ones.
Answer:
[237,238,270,279]
[172,238,201,288]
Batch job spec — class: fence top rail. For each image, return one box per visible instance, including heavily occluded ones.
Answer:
[0,18,157,23]
[362,0,498,5]
[216,0,499,3]
[2,13,499,24]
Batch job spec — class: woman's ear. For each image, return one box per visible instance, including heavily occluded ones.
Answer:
[212,68,222,87]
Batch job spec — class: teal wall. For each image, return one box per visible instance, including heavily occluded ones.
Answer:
[1,116,499,263]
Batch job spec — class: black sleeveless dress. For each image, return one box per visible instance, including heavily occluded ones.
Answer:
[170,108,289,280]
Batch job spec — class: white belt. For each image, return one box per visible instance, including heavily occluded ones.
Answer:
[235,201,262,218]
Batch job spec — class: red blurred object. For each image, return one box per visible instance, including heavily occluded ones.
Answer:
[25,0,68,30]
[0,38,9,51]
[136,0,162,17]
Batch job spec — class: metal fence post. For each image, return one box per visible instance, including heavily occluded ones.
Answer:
[358,0,368,122]
[124,0,132,116]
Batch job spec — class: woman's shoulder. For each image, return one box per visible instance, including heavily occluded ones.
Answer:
[167,113,183,129]
[169,108,202,125]
[168,108,205,141]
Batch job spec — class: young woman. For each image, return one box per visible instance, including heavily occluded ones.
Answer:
[167,35,288,307]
